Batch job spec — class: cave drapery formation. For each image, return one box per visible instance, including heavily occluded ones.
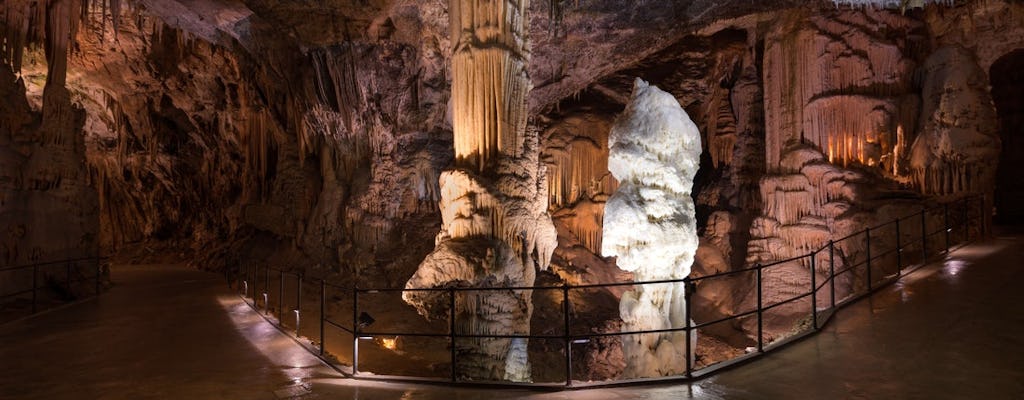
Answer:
[602,79,701,378]
[1,0,1021,385]
[402,0,557,382]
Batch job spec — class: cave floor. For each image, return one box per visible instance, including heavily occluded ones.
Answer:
[1,229,1023,399]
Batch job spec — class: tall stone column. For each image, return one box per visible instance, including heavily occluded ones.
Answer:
[602,79,702,378]
[403,0,557,382]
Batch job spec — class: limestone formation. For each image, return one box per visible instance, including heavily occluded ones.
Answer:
[602,79,701,378]
[403,0,557,382]
[1,0,1022,383]
[0,0,98,270]
[909,46,1001,196]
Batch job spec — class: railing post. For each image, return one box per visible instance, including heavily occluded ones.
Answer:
[756,264,763,353]
[828,241,836,309]
[95,259,101,296]
[684,277,693,377]
[319,279,325,356]
[265,266,270,314]
[353,287,359,375]
[979,194,986,237]
[895,218,902,277]
[66,262,72,295]
[563,284,572,387]
[256,264,262,308]
[296,275,303,336]
[962,197,969,244]
[279,270,285,322]
[32,265,37,314]
[810,254,817,330]
[921,210,928,263]
[449,288,457,382]
[865,228,872,292]
[944,202,950,254]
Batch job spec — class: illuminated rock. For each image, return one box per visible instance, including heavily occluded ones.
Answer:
[403,0,556,382]
[602,79,701,378]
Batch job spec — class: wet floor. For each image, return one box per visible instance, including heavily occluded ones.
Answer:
[1,231,1023,399]
[0,264,337,400]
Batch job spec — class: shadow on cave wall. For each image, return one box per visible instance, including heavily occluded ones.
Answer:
[991,49,1024,225]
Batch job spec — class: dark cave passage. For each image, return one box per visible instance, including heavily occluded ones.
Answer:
[991,49,1024,224]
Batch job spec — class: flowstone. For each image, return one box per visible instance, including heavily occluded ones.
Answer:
[602,79,702,378]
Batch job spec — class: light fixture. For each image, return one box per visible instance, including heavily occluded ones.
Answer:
[571,339,590,345]
[357,312,375,329]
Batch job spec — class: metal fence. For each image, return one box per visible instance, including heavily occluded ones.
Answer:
[0,256,107,320]
[232,194,986,389]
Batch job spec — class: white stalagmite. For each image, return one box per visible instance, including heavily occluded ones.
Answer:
[602,79,701,378]
[404,0,557,382]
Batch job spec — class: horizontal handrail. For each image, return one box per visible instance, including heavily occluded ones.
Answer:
[0,256,107,273]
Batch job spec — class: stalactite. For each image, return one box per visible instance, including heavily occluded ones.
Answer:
[804,96,895,168]
[310,45,361,135]
[708,91,737,168]
[0,2,32,73]
[764,15,915,172]
[545,138,611,208]
[449,0,530,172]
[0,0,130,82]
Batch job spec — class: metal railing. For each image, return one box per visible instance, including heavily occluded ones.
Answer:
[0,256,108,321]
[231,194,986,389]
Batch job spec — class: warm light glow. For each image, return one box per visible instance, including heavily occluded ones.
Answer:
[449,0,529,171]
[379,337,399,351]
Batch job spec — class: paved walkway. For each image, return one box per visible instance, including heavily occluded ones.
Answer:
[2,230,1022,399]
[0,264,337,400]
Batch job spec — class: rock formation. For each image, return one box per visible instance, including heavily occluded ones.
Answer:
[909,46,1000,196]
[0,0,98,270]
[402,0,557,382]
[602,79,701,378]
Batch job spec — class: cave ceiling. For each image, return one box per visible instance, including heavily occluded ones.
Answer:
[131,0,806,114]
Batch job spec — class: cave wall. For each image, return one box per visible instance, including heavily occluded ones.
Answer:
[991,49,1024,223]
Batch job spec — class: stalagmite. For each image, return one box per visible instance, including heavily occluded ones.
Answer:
[404,0,557,382]
[909,46,1000,196]
[602,79,701,378]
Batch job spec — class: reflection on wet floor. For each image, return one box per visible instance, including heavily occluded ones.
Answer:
[1,232,1022,399]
